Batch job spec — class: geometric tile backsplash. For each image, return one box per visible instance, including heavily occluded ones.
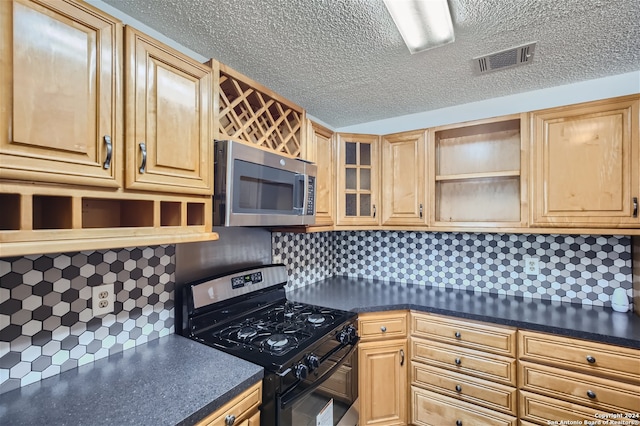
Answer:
[1,230,634,395]
[273,231,633,309]
[0,245,175,395]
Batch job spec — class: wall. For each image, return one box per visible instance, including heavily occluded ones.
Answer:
[0,246,175,394]
[273,231,633,307]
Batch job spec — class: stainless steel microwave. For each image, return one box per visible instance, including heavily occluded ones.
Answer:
[213,140,316,226]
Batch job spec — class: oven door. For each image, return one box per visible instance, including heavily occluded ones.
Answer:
[277,342,358,426]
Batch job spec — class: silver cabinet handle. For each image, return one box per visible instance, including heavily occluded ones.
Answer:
[373,204,376,218]
[586,390,597,399]
[400,349,404,366]
[455,358,461,365]
[225,414,236,425]
[454,331,461,339]
[380,326,387,332]
[103,135,112,169]
[139,142,147,173]
[455,384,462,392]
[586,355,596,364]
[419,203,423,219]
[633,197,638,218]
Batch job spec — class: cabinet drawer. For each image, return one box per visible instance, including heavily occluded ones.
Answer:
[519,390,602,426]
[519,361,640,413]
[197,382,262,426]
[358,311,407,341]
[411,312,516,357]
[412,338,516,386]
[411,387,517,426]
[518,330,640,383]
[411,362,517,415]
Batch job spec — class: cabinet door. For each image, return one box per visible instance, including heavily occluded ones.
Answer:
[336,133,380,226]
[359,339,407,425]
[531,96,639,227]
[0,0,121,188]
[381,130,427,226]
[125,27,213,195]
[305,120,335,226]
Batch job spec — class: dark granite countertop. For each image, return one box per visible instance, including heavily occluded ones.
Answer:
[0,334,263,426]
[288,276,640,349]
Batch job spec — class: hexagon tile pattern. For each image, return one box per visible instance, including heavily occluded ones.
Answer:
[273,231,632,308]
[0,245,175,395]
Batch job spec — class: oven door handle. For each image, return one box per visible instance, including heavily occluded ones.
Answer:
[279,339,359,409]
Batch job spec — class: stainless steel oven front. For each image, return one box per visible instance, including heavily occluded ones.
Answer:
[213,139,316,227]
[270,325,359,426]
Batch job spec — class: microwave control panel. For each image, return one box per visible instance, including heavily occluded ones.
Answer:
[306,176,315,215]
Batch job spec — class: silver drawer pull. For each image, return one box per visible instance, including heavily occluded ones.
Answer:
[225,414,236,425]
[455,385,462,392]
[454,358,461,365]
[587,390,597,399]
[380,326,387,332]
[456,420,463,426]
[586,355,596,364]
[454,331,461,338]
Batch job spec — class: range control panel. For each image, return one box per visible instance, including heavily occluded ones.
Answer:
[231,271,263,289]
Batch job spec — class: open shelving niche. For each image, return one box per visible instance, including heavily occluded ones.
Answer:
[0,182,216,257]
[431,115,527,227]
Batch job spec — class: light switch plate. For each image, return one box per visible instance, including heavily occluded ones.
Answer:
[524,257,539,275]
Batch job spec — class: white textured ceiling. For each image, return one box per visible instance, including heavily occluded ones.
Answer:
[102,0,640,128]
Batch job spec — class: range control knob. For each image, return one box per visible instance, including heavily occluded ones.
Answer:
[337,325,357,345]
[306,354,320,371]
[294,363,308,380]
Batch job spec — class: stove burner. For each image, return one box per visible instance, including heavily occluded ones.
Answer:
[266,334,289,349]
[237,326,257,340]
[307,314,326,325]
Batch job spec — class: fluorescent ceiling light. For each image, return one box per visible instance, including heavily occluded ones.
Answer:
[383,0,455,54]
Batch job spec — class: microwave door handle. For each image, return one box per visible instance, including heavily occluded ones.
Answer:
[293,174,305,215]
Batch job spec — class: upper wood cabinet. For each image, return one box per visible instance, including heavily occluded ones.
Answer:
[429,114,528,228]
[304,120,335,227]
[336,133,380,227]
[125,26,214,195]
[531,96,639,228]
[381,130,428,226]
[0,0,122,188]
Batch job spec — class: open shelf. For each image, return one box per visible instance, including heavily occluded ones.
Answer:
[0,182,216,257]
[187,202,205,226]
[33,196,72,229]
[161,201,181,226]
[436,176,521,223]
[82,198,154,228]
[435,170,521,182]
[432,115,525,226]
[0,193,21,230]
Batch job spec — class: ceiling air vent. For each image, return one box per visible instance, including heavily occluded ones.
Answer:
[473,42,536,75]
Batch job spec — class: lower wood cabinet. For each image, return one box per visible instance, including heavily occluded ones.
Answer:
[197,381,261,426]
[517,330,640,426]
[412,387,517,426]
[357,310,638,426]
[358,311,408,426]
[410,311,517,425]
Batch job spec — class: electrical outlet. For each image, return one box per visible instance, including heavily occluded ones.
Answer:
[524,257,540,276]
[273,254,282,264]
[92,283,115,316]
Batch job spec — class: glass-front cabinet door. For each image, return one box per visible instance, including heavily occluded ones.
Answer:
[336,133,380,226]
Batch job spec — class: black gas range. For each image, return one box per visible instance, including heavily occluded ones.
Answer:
[178,265,359,426]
